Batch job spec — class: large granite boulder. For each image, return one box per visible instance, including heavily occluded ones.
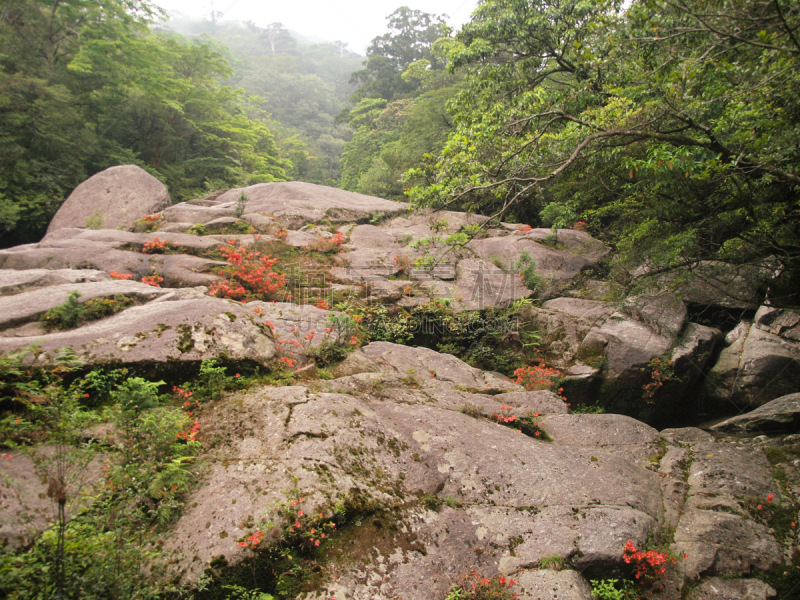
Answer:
[707,320,800,408]
[710,393,800,433]
[154,343,789,599]
[47,165,170,233]
[161,181,407,229]
[0,297,276,366]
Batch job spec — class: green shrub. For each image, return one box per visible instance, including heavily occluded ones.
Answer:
[515,250,543,292]
[234,192,249,218]
[40,292,134,331]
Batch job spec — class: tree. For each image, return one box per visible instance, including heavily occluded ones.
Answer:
[261,22,297,55]
[350,6,449,102]
[408,0,800,306]
[0,1,290,247]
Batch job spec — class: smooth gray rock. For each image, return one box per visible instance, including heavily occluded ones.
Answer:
[0,280,168,331]
[579,313,673,382]
[515,570,593,600]
[625,292,687,338]
[162,181,407,228]
[710,393,800,433]
[0,268,110,295]
[687,577,776,600]
[47,165,170,233]
[674,507,781,577]
[162,382,664,585]
[671,261,766,309]
[754,305,800,341]
[708,324,800,408]
[361,341,517,393]
[0,297,275,366]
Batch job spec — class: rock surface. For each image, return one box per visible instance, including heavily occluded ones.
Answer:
[47,165,170,233]
[0,297,276,366]
[152,341,791,599]
[707,321,800,408]
[710,392,800,433]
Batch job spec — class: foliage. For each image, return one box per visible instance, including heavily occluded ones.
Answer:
[0,1,289,247]
[142,237,170,254]
[623,540,677,585]
[235,192,249,218]
[165,18,361,186]
[210,240,286,301]
[408,0,800,306]
[515,249,543,293]
[340,7,464,200]
[641,356,675,399]
[590,579,638,600]
[0,352,200,599]
[40,291,134,331]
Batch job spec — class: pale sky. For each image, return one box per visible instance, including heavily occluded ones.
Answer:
[153,0,481,54]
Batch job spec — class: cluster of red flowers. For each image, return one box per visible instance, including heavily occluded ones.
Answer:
[178,419,201,442]
[210,240,285,300]
[238,530,263,549]
[283,494,337,551]
[173,386,192,399]
[570,221,588,231]
[274,228,288,240]
[141,274,163,287]
[515,225,533,234]
[393,254,410,272]
[141,213,162,225]
[307,231,346,253]
[461,572,517,599]
[643,357,672,399]
[513,364,562,391]
[623,540,677,583]
[109,271,133,280]
[142,237,170,254]
[315,299,330,310]
[493,404,519,424]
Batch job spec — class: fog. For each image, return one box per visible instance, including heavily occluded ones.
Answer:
[154,0,481,53]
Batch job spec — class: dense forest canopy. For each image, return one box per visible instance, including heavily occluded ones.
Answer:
[0,0,291,246]
[161,18,363,186]
[407,0,800,305]
[2,0,799,305]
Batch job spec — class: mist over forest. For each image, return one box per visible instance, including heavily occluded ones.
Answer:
[2,0,799,299]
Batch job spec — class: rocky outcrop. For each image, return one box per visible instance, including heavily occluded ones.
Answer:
[162,181,407,229]
[47,165,170,233]
[711,393,800,433]
[707,315,800,409]
[152,342,793,600]
[0,296,276,366]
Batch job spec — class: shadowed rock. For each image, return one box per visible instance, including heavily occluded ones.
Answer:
[710,393,800,433]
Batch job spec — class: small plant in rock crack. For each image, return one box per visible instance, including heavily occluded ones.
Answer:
[642,356,675,401]
[234,192,249,218]
[623,540,679,588]
[40,292,134,330]
[307,231,345,253]
[141,274,163,287]
[280,492,337,552]
[445,572,518,599]
[109,271,133,280]
[492,405,550,440]
[142,237,170,254]
[511,364,568,406]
